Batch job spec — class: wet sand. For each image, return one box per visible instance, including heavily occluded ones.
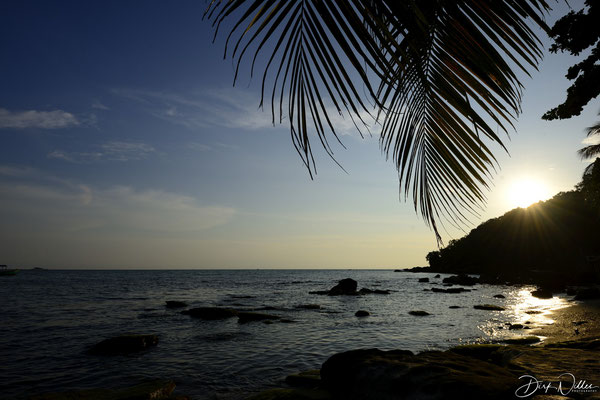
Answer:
[533,299,600,344]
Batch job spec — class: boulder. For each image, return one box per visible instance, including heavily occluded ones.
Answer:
[434,274,441,278]
[508,324,524,330]
[418,277,429,283]
[181,307,238,320]
[473,304,505,311]
[328,278,358,295]
[443,274,479,286]
[165,300,187,308]
[355,310,370,317]
[27,379,176,400]
[408,310,430,316]
[237,312,281,324]
[320,348,519,400]
[531,289,553,299]
[88,334,158,355]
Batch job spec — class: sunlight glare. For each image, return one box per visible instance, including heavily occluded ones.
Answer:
[508,178,551,208]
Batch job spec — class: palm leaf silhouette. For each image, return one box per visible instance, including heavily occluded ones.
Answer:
[205,0,550,242]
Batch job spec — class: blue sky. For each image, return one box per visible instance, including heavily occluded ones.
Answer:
[0,1,597,269]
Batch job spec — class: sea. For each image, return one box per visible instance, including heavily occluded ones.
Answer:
[0,269,569,399]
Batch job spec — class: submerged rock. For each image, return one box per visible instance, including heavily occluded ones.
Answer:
[27,379,177,400]
[418,277,429,283]
[237,311,281,324]
[408,310,431,316]
[448,306,462,309]
[508,324,524,330]
[320,348,518,400]
[181,307,238,320]
[165,300,187,308]
[355,310,370,317]
[473,304,505,311]
[502,336,541,345]
[296,304,321,310]
[434,274,441,278]
[493,294,506,299]
[357,288,390,295]
[88,334,158,355]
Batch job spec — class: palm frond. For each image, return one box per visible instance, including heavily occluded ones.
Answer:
[204,0,550,243]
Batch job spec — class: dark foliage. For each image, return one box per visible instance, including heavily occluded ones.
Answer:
[542,0,600,120]
[426,160,600,283]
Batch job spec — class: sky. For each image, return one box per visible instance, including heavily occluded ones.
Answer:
[0,1,597,269]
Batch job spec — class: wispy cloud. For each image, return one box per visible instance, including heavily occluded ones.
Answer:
[112,87,381,137]
[582,135,600,145]
[0,175,236,235]
[91,101,109,110]
[48,141,156,163]
[0,108,79,129]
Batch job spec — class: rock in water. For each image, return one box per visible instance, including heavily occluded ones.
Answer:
[357,288,390,295]
[473,304,505,311]
[237,312,281,323]
[89,334,158,355]
[409,310,431,316]
[531,289,553,299]
[320,348,518,400]
[165,300,188,308]
[328,278,358,295]
[493,294,505,299]
[443,274,479,286]
[181,307,238,320]
[355,310,370,317]
[418,277,429,283]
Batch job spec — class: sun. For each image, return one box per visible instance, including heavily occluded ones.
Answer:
[508,178,551,208]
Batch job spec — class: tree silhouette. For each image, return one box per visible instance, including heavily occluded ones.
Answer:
[205,0,551,241]
[542,0,600,121]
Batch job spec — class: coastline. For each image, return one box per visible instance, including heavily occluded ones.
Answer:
[247,298,600,400]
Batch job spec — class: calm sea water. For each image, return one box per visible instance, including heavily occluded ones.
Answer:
[0,269,567,399]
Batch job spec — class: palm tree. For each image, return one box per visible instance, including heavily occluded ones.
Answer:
[579,114,600,173]
[204,0,551,242]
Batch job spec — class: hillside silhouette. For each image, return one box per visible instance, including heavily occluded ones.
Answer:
[426,158,600,286]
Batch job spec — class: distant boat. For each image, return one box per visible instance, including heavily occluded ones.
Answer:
[0,265,18,276]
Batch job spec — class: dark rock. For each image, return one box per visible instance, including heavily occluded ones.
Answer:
[329,278,358,295]
[493,294,505,299]
[355,310,370,317]
[449,306,462,309]
[443,274,479,286]
[434,274,441,278]
[408,310,431,316]
[508,324,524,330]
[280,318,296,323]
[525,310,542,314]
[574,287,600,300]
[502,336,540,345]
[403,266,432,273]
[418,277,429,283]
[531,289,553,299]
[423,288,430,291]
[320,348,519,400]
[431,287,471,293]
[473,304,505,311]
[296,304,321,310]
[285,370,321,389]
[566,287,578,296]
[181,307,238,320]
[358,288,390,295]
[89,334,158,355]
[237,312,281,323]
[572,320,588,326]
[165,300,187,308]
[27,379,176,400]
